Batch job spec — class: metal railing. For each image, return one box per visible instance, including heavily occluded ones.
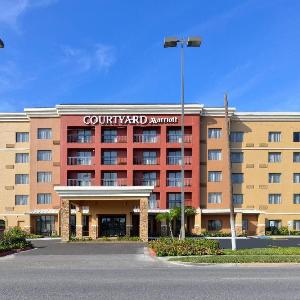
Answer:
[133,134,159,143]
[167,178,192,187]
[67,179,93,186]
[133,157,160,165]
[134,179,160,187]
[101,178,127,186]
[167,156,192,165]
[101,157,127,165]
[168,200,192,208]
[148,200,159,209]
[67,134,94,143]
[167,134,192,143]
[67,157,93,165]
[101,135,127,143]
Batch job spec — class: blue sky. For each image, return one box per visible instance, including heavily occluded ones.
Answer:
[0,0,300,112]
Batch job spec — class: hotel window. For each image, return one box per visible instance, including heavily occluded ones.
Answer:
[37,172,52,183]
[36,216,55,235]
[232,173,244,184]
[15,195,28,206]
[293,132,300,142]
[16,132,29,142]
[143,151,157,165]
[268,194,281,204]
[167,150,181,165]
[293,152,300,162]
[294,173,300,183]
[37,128,52,139]
[230,131,244,143]
[143,172,157,186]
[15,174,29,184]
[37,193,52,204]
[268,152,281,163]
[37,150,52,161]
[168,129,182,143]
[268,173,281,183]
[208,171,222,182]
[15,153,29,163]
[149,193,158,209]
[167,172,181,187]
[293,194,300,204]
[103,151,117,165]
[103,129,117,143]
[208,128,221,139]
[208,220,222,231]
[208,150,222,160]
[268,132,281,142]
[102,172,117,186]
[233,194,243,204]
[141,129,157,143]
[168,193,181,208]
[268,220,281,228]
[230,152,243,163]
[294,220,300,231]
[208,192,222,204]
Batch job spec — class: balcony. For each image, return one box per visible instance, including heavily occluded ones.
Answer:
[133,157,160,165]
[101,178,127,186]
[167,178,192,187]
[148,199,159,209]
[67,179,93,186]
[168,199,192,208]
[68,156,93,165]
[101,157,127,165]
[167,156,192,165]
[67,134,94,143]
[133,134,159,143]
[101,135,127,143]
[167,134,192,143]
[134,179,160,187]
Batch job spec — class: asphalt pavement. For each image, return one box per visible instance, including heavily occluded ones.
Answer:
[0,239,300,300]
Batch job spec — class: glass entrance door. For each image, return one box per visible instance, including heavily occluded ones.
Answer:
[99,215,126,237]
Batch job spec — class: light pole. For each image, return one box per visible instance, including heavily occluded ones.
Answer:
[0,38,4,48]
[164,37,201,240]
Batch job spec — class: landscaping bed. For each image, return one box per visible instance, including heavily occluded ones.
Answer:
[69,236,141,242]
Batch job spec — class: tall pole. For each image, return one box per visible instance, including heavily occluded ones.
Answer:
[180,40,185,240]
[224,94,236,250]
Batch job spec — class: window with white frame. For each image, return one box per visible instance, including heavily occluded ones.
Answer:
[293,152,300,163]
[208,171,222,182]
[268,173,281,183]
[268,194,281,204]
[208,150,222,160]
[15,153,29,163]
[294,173,300,183]
[233,194,243,204]
[294,220,300,231]
[230,152,243,163]
[37,172,52,183]
[268,132,281,142]
[16,132,29,142]
[232,173,244,184]
[15,174,29,184]
[37,193,52,204]
[37,150,52,161]
[15,195,28,205]
[268,220,281,228]
[268,152,281,163]
[208,192,222,204]
[208,220,222,231]
[293,194,300,204]
[208,128,221,139]
[230,131,244,143]
[37,128,52,139]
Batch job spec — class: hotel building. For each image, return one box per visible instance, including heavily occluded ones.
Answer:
[1,104,300,241]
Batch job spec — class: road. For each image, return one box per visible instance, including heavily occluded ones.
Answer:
[0,240,299,300]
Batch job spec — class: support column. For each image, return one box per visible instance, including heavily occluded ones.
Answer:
[192,208,202,235]
[257,213,266,236]
[139,197,148,242]
[235,212,243,236]
[160,220,168,237]
[126,213,132,236]
[61,199,70,242]
[91,212,98,240]
[76,205,83,239]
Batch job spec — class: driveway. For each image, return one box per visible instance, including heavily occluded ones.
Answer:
[0,239,300,299]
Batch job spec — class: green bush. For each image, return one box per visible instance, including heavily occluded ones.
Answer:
[0,227,32,252]
[148,238,222,256]
[265,226,300,235]
[25,234,44,239]
[117,236,140,241]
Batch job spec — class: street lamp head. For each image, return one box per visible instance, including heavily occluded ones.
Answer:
[164,37,179,48]
[0,39,4,48]
[187,37,201,47]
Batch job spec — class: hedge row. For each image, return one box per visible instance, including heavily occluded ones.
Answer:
[148,238,222,256]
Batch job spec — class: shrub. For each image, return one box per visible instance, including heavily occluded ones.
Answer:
[0,227,32,252]
[25,234,44,239]
[265,226,300,235]
[117,236,140,241]
[148,238,222,256]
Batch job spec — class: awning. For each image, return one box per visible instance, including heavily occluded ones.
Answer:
[27,209,60,215]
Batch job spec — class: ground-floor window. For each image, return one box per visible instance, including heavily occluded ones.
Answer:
[0,220,5,232]
[242,219,248,231]
[36,215,55,236]
[208,220,222,231]
[268,220,281,228]
[70,215,76,236]
[294,220,300,231]
[99,215,126,237]
[83,215,89,236]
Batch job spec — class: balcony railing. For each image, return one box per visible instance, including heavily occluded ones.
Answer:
[101,157,127,165]
[101,178,127,186]
[167,178,192,187]
[168,200,192,208]
[67,179,93,186]
[67,134,94,143]
[101,135,127,143]
[167,156,192,165]
[167,134,192,143]
[133,157,160,165]
[134,179,160,187]
[133,134,159,143]
[68,157,93,165]
[148,200,159,209]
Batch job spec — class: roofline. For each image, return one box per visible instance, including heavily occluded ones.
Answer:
[0,113,29,122]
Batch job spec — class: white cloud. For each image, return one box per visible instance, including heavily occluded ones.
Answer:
[95,44,116,70]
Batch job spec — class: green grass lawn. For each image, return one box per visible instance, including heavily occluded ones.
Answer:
[223,247,300,256]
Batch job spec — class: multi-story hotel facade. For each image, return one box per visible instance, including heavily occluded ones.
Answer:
[1,104,300,241]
